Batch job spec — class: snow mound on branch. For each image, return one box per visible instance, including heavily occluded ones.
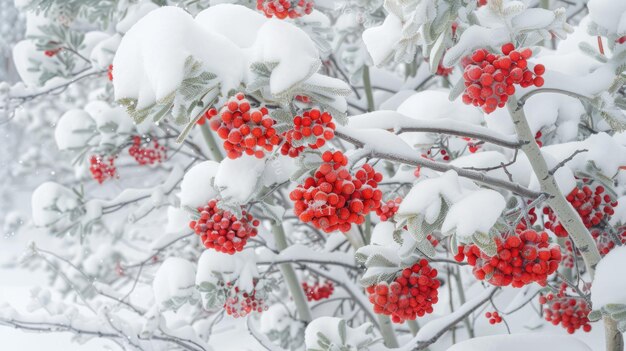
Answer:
[591,246,626,307]
[304,317,374,350]
[113,6,246,109]
[55,109,96,151]
[371,222,399,247]
[397,171,464,224]
[250,19,320,95]
[362,13,402,66]
[450,151,532,186]
[31,182,79,227]
[166,206,191,235]
[153,257,196,306]
[179,161,220,209]
[196,249,258,292]
[84,101,135,148]
[195,4,267,48]
[441,189,506,239]
[588,0,626,34]
[397,90,483,125]
[447,334,591,351]
[12,40,53,87]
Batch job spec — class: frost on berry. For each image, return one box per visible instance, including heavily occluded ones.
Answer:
[539,286,592,334]
[89,155,117,184]
[219,278,273,318]
[208,93,281,159]
[462,43,545,113]
[128,135,166,165]
[280,108,336,158]
[257,0,314,19]
[543,182,618,238]
[189,200,260,254]
[366,259,439,323]
[302,280,334,301]
[376,197,402,222]
[289,151,383,233]
[454,229,562,288]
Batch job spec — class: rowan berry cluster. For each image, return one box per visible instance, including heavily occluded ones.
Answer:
[107,64,113,81]
[462,43,545,113]
[281,108,336,158]
[376,197,402,221]
[128,136,166,165]
[257,0,314,19]
[366,259,440,323]
[189,200,260,254]
[485,311,502,324]
[543,183,618,237]
[592,227,626,256]
[290,151,383,233]
[220,280,269,318]
[302,280,334,301]
[539,288,592,334]
[89,155,117,184]
[454,229,561,287]
[208,93,280,159]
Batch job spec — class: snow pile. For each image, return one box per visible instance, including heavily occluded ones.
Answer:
[54,109,96,151]
[195,249,259,293]
[153,257,196,307]
[113,5,324,109]
[591,246,626,308]
[165,206,191,235]
[362,12,402,66]
[588,0,626,35]
[84,101,135,148]
[441,189,506,239]
[446,334,591,351]
[31,182,79,227]
[115,0,159,34]
[179,161,220,209]
[304,317,374,350]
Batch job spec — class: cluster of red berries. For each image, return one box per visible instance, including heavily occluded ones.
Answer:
[302,280,334,301]
[189,200,260,254]
[366,259,440,323]
[257,0,314,19]
[281,109,336,158]
[485,311,502,324]
[208,93,280,159]
[128,136,166,165]
[462,137,481,154]
[220,280,269,318]
[462,43,545,113]
[539,287,592,334]
[376,197,402,222]
[89,155,117,184]
[107,64,113,81]
[44,48,61,57]
[454,229,561,288]
[592,227,626,256]
[544,183,617,237]
[290,151,383,233]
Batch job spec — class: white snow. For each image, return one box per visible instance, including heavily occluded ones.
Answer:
[115,0,159,34]
[591,246,626,308]
[152,257,196,307]
[179,161,220,209]
[397,171,464,224]
[54,109,96,151]
[215,155,267,204]
[195,4,267,48]
[196,249,258,293]
[362,13,402,66]
[304,317,374,349]
[588,0,626,34]
[441,189,506,239]
[31,182,79,227]
[446,334,592,351]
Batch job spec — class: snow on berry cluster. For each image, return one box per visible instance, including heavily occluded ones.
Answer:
[208,93,281,159]
[289,151,383,233]
[539,285,592,334]
[89,155,117,184]
[302,280,334,301]
[219,279,270,318]
[462,43,545,113]
[257,0,314,19]
[128,136,166,165]
[376,197,402,222]
[543,183,618,237]
[189,200,260,254]
[280,108,336,158]
[454,229,562,288]
[485,311,502,324]
[366,259,440,324]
